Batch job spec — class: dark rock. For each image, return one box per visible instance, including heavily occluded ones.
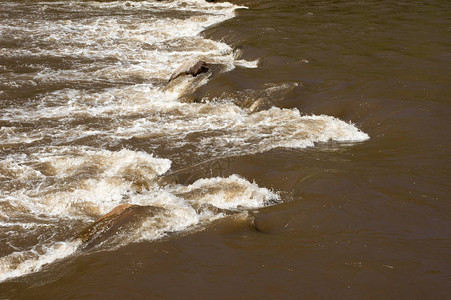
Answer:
[249,204,296,234]
[77,204,163,249]
[168,59,209,82]
[166,62,227,103]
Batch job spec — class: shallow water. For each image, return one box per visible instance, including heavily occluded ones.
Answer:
[1,0,450,298]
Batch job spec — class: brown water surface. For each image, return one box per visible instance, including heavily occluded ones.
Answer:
[1,0,450,298]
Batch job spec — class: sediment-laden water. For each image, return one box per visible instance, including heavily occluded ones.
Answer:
[0,0,449,298]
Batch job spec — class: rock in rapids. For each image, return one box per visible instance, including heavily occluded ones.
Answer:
[168,59,209,82]
[77,204,163,249]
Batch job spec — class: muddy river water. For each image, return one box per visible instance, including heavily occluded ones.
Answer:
[0,0,450,298]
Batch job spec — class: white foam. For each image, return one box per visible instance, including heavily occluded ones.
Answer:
[175,174,280,210]
[235,59,259,68]
[0,148,172,220]
[125,174,280,243]
[0,241,80,283]
[0,161,281,284]
[0,0,370,282]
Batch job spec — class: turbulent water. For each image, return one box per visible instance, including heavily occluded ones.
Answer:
[1,0,449,298]
[0,0,368,283]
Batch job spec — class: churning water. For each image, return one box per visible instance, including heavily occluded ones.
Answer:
[0,0,369,282]
[2,0,449,298]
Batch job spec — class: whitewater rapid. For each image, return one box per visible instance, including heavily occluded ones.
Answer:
[0,0,368,282]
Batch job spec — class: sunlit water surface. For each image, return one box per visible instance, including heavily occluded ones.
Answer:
[0,0,449,298]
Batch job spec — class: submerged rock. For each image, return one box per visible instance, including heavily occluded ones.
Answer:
[157,157,236,186]
[248,97,275,113]
[77,204,163,249]
[165,62,227,103]
[168,59,209,82]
